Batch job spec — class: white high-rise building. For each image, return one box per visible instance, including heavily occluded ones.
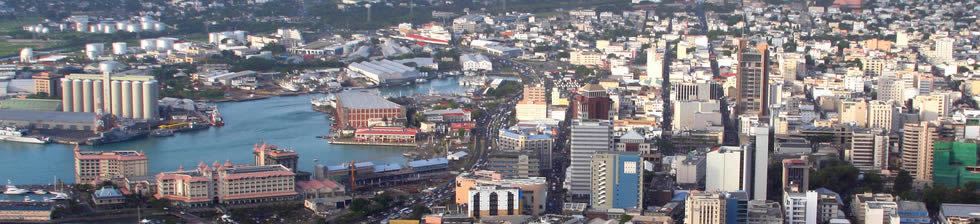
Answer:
[868,100,899,132]
[568,120,613,198]
[849,129,890,173]
[752,126,769,201]
[646,41,666,87]
[934,37,954,64]
[877,73,904,103]
[706,146,748,193]
[783,191,818,224]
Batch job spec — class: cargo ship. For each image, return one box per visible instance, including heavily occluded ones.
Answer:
[0,127,49,144]
[210,109,225,126]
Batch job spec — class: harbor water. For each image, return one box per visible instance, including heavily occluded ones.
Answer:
[0,77,469,185]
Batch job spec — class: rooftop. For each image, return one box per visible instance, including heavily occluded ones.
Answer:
[336,91,402,110]
[0,110,95,123]
[941,203,980,218]
[0,98,61,111]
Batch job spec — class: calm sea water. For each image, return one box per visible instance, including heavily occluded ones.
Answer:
[0,77,468,185]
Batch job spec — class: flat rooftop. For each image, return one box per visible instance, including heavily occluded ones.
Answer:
[336,91,402,110]
[0,110,95,123]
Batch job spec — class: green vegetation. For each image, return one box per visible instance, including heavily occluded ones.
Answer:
[0,16,44,32]
[919,183,979,214]
[335,193,404,223]
[484,81,521,98]
[809,160,883,195]
[406,204,431,220]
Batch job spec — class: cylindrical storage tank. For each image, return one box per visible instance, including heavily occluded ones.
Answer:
[126,23,141,32]
[61,79,73,112]
[99,61,119,74]
[121,81,133,118]
[153,22,165,32]
[89,25,97,33]
[156,38,174,51]
[141,22,153,31]
[82,80,93,112]
[40,27,49,34]
[95,23,104,32]
[75,23,86,31]
[92,80,103,113]
[104,25,116,34]
[233,30,246,42]
[208,32,219,43]
[71,80,83,112]
[112,42,127,55]
[142,81,157,119]
[19,48,32,63]
[111,80,122,116]
[140,16,152,22]
[217,33,232,43]
[132,81,144,120]
[140,39,156,51]
[85,43,104,60]
[58,24,67,31]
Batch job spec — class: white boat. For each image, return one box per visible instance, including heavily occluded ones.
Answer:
[33,189,47,194]
[311,95,336,108]
[279,81,300,92]
[0,127,49,144]
[50,192,68,200]
[4,180,29,195]
[23,197,34,202]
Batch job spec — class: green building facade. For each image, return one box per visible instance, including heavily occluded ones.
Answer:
[933,142,980,188]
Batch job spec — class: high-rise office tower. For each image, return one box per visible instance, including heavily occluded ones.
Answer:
[782,157,810,193]
[849,129,890,173]
[590,152,643,210]
[935,37,954,64]
[568,120,613,198]
[735,39,769,116]
[684,192,727,224]
[902,122,940,181]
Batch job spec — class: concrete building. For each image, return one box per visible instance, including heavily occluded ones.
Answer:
[671,81,722,101]
[735,40,769,116]
[516,101,549,121]
[647,44,666,87]
[568,120,613,198]
[684,191,726,224]
[914,93,952,122]
[675,154,706,185]
[61,73,159,119]
[347,60,421,85]
[496,125,553,172]
[864,201,900,224]
[253,143,299,171]
[840,98,868,127]
[747,200,783,224]
[454,170,547,216]
[935,37,954,64]
[74,146,148,184]
[851,193,895,224]
[488,151,540,178]
[466,185,521,218]
[778,52,805,82]
[939,203,980,224]
[590,152,643,210]
[897,201,930,224]
[523,84,547,103]
[706,142,767,200]
[782,157,811,193]
[868,100,898,132]
[878,74,905,104]
[155,163,296,207]
[570,51,603,66]
[849,129,890,173]
[33,72,60,96]
[672,100,723,131]
[901,122,940,182]
[932,142,980,188]
[460,54,492,71]
[0,110,96,131]
[783,191,818,224]
[334,91,406,128]
[572,84,612,120]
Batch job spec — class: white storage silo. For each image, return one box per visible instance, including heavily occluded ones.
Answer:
[132,81,144,120]
[217,32,232,43]
[121,81,133,118]
[141,22,153,31]
[111,80,122,115]
[72,80,83,112]
[142,80,158,119]
[208,32,220,44]
[99,61,120,74]
[82,79,93,113]
[140,39,157,51]
[126,23,142,32]
[62,79,73,112]
[115,22,126,30]
[19,48,32,63]
[75,22,86,32]
[85,43,104,60]
[104,25,117,34]
[95,23,104,32]
[153,22,166,32]
[93,80,103,113]
[140,16,152,22]
[112,42,127,55]
[156,38,174,51]
[174,42,192,51]
[89,25,98,33]
[58,24,67,31]
[233,30,246,42]
[40,27,49,34]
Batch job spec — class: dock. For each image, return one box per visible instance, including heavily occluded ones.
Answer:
[326,139,417,147]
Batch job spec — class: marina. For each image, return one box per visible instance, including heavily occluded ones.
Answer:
[0,77,469,185]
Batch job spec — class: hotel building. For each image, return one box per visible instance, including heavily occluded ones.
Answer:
[155,162,296,207]
[74,146,148,184]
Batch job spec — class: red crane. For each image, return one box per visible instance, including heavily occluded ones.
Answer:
[347,154,391,191]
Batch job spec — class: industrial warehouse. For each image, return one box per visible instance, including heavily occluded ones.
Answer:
[346,59,421,85]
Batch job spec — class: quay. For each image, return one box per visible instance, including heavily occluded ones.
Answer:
[326,139,417,147]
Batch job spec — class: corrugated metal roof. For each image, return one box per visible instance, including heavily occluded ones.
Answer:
[335,91,401,110]
[0,110,95,123]
[0,98,62,111]
[373,163,402,173]
[409,158,448,168]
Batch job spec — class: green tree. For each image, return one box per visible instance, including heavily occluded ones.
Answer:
[893,170,913,195]
[619,214,633,224]
[407,204,431,220]
[260,43,287,54]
